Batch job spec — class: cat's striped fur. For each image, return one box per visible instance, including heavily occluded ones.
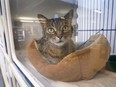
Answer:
[36,10,76,64]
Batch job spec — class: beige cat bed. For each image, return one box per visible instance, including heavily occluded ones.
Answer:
[27,34,111,82]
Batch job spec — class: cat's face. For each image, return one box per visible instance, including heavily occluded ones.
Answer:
[38,10,73,46]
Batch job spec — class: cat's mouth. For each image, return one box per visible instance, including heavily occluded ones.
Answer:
[55,40,65,46]
[57,40,64,43]
[50,39,65,46]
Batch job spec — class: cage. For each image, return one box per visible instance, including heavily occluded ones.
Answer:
[0,0,116,87]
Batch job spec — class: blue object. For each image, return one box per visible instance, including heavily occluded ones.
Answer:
[77,29,104,50]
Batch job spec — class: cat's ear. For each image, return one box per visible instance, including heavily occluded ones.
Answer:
[38,14,48,21]
[64,9,73,24]
[37,14,48,35]
[64,9,73,19]
[37,14,48,26]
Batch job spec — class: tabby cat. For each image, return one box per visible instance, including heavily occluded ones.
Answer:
[36,10,76,64]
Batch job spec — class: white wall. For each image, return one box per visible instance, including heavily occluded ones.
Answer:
[77,0,116,54]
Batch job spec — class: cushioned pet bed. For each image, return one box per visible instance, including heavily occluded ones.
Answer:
[16,52,116,87]
[16,45,116,87]
[27,34,111,81]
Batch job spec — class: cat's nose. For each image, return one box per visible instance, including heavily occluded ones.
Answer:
[57,35,63,39]
[57,31,63,39]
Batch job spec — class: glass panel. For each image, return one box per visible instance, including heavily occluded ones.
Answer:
[9,0,116,86]
[9,0,78,86]
[10,0,77,50]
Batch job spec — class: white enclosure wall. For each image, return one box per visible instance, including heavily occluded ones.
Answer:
[77,0,116,55]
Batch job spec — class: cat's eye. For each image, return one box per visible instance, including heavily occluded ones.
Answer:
[47,28,55,34]
[63,25,69,32]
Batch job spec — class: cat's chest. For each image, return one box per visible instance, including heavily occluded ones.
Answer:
[44,44,67,58]
[38,40,75,59]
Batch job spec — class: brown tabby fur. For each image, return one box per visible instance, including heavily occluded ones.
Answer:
[36,10,76,64]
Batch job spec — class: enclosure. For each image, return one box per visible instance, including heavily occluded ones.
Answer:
[0,0,116,87]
